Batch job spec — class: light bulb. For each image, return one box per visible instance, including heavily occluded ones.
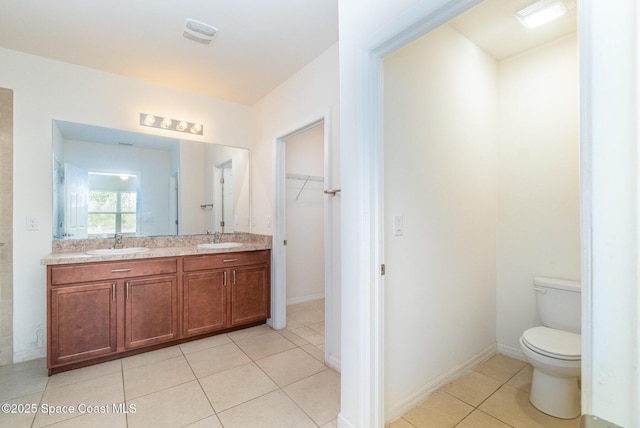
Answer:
[161,117,172,129]
[143,114,156,126]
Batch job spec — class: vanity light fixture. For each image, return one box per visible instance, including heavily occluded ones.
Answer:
[139,113,204,135]
[515,0,575,29]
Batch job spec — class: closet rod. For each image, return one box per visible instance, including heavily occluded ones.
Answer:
[286,173,324,182]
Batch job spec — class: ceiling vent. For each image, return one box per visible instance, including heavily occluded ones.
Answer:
[183,18,218,44]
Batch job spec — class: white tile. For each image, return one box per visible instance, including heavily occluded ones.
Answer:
[179,334,231,354]
[234,331,297,360]
[283,369,340,426]
[124,355,194,399]
[218,390,316,428]
[33,372,124,427]
[0,365,49,402]
[126,381,214,428]
[291,326,324,346]
[256,348,327,387]
[121,345,183,370]
[227,324,273,341]
[184,342,250,378]
[47,360,122,390]
[0,392,41,428]
[401,391,473,428]
[199,362,278,412]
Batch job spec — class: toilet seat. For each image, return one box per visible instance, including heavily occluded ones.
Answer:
[521,326,581,361]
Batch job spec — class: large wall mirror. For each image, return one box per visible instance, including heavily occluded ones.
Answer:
[52,120,250,240]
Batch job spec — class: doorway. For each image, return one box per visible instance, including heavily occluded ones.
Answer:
[273,113,338,369]
[383,3,580,419]
[285,125,325,305]
[214,160,234,233]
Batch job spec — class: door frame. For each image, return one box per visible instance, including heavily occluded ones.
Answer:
[272,108,338,369]
[348,2,486,424]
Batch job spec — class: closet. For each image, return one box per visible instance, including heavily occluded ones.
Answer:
[285,125,325,304]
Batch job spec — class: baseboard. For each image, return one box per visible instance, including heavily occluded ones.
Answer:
[497,343,526,361]
[336,412,356,428]
[385,343,497,424]
[326,353,341,373]
[286,293,325,305]
[13,347,46,363]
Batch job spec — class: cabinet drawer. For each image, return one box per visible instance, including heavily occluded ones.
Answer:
[50,258,178,285]
[183,250,270,272]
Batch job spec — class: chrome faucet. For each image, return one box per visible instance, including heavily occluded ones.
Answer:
[213,231,221,244]
[114,233,124,249]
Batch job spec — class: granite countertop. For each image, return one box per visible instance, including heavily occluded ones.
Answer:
[41,233,272,265]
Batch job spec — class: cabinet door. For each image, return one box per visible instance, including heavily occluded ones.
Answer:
[125,275,178,349]
[50,282,117,366]
[230,264,270,326]
[183,271,228,336]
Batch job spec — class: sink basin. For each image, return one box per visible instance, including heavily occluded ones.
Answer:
[197,242,243,249]
[86,247,149,255]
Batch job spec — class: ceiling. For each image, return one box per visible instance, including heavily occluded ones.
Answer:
[0,1,576,107]
[0,0,338,105]
[450,0,577,60]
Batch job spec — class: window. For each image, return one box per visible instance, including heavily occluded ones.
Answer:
[87,173,138,236]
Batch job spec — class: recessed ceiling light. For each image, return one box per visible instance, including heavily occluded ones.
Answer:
[515,0,576,29]
[183,18,218,44]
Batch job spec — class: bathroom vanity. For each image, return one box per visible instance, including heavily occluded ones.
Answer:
[42,235,271,374]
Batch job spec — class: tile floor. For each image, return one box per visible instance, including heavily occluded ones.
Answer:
[388,353,581,428]
[0,298,582,428]
[0,299,338,428]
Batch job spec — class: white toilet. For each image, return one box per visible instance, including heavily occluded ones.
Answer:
[519,276,581,419]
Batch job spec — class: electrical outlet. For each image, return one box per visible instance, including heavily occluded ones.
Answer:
[26,216,39,231]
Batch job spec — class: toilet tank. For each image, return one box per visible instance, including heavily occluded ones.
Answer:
[534,277,581,334]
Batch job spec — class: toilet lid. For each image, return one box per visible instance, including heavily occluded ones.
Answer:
[522,326,581,360]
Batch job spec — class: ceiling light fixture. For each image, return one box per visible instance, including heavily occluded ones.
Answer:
[183,18,218,44]
[515,0,575,29]
[139,113,204,135]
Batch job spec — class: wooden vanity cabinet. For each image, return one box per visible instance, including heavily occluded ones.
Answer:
[124,275,179,349]
[47,258,178,369]
[47,250,270,373]
[182,270,228,336]
[182,250,270,337]
[49,281,117,366]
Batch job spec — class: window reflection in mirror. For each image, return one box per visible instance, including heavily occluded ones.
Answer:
[52,120,250,240]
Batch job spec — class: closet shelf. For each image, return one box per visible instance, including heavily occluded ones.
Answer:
[286,173,324,201]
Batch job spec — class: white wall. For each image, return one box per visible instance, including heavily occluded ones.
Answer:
[0,47,251,361]
[581,0,640,425]
[251,43,341,367]
[338,1,469,425]
[383,24,498,414]
[496,34,580,352]
[285,125,325,303]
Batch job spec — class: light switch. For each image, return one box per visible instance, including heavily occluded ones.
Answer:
[394,215,403,236]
